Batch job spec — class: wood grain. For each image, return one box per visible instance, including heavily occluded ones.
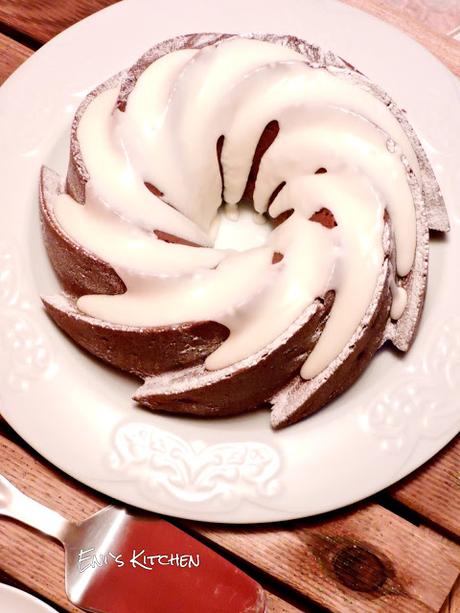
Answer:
[0,0,109,45]
[0,521,78,612]
[0,32,32,84]
[450,581,460,613]
[0,432,458,613]
[441,579,460,613]
[423,530,460,613]
[190,507,460,613]
[391,436,460,538]
[418,527,460,572]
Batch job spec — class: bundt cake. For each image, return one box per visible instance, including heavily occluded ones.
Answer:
[39,33,449,429]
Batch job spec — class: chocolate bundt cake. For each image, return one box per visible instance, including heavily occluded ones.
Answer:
[39,33,449,429]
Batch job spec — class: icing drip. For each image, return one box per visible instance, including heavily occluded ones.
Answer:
[54,37,418,379]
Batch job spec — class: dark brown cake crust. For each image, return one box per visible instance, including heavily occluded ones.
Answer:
[271,261,392,429]
[135,293,334,416]
[43,297,229,379]
[40,167,126,298]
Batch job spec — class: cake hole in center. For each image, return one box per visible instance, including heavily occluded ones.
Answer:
[213,202,275,251]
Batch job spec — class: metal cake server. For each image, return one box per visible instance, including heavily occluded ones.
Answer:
[0,474,266,612]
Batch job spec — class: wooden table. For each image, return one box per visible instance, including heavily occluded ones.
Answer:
[0,1,459,611]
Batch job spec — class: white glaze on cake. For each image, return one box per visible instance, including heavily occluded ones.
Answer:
[53,37,419,379]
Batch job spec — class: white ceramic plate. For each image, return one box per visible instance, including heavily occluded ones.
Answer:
[0,0,459,523]
[0,584,58,613]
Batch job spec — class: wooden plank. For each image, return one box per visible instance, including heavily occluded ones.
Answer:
[391,436,460,538]
[0,0,110,45]
[421,530,459,613]
[441,578,460,613]
[418,527,460,571]
[189,505,460,613]
[0,521,79,612]
[0,32,32,85]
[451,581,460,613]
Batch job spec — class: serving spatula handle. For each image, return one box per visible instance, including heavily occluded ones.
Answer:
[0,474,69,543]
